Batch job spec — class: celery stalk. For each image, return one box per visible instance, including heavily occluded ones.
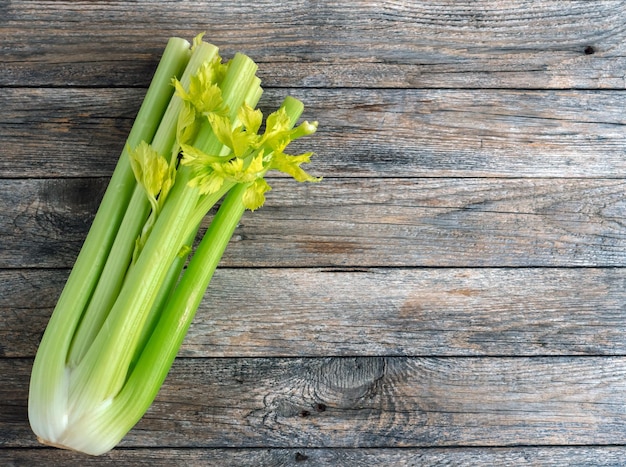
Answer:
[28,35,320,456]
[28,36,191,446]
[67,41,220,368]
[130,77,265,368]
[68,56,260,413]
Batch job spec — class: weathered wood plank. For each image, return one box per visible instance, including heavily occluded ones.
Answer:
[3,267,626,359]
[0,178,107,268]
[3,446,626,466]
[4,357,626,448]
[215,177,626,268]
[1,1,624,88]
[0,88,140,178]
[3,0,624,464]
[2,177,625,268]
[3,88,626,178]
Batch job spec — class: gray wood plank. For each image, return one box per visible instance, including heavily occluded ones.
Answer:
[1,1,624,88]
[3,88,626,178]
[2,177,625,268]
[3,0,625,464]
[4,357,626,448]
[0,88,140,178]
[3,446,626,466]
[0,178,107,268]
[218,177,626,268]
[3,267,626,358]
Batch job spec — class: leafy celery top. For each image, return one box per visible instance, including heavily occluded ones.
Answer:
[28,33,320,456]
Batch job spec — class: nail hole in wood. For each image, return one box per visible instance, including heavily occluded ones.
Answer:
[295,452,309,461]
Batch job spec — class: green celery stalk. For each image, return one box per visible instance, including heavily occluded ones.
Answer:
[28,35,320,456]
[67,41,220,368]
[28,36,191,445]
[129,76,265,369]
[126,96,309,389]
[67,53,260,416]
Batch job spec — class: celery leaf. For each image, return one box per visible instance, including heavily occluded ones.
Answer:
[243,178,272,211]
[270,151,322,183]
[129,141,169,209]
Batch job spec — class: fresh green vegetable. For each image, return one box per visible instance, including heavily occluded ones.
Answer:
[28,34,319,456]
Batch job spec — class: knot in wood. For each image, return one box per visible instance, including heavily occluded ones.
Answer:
[315,357,387,408]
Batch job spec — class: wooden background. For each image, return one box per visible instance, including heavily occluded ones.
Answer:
[2,1,626,465]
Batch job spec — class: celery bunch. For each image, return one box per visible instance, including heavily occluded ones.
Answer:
[28,34,319,456]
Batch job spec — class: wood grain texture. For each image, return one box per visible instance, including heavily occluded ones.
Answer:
[2,177,625,268]
[3,446,626,466]
[2,0,626,463]
[1,1,624,88]
[3,88,626,178]
[4,357,626,449]
[3,267,626,359]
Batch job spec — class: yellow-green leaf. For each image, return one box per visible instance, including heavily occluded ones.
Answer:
[242,178,272,211]
[192,32,206,50]
[238,103,263,135]
[207,114,252,158]
[188,171,225,195]
[129,141,169,200]
[180,143,225,166]
[176,102,198,146]
[270,151,322,183]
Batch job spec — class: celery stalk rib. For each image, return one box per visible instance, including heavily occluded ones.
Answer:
[68,51,260,410]
[67,42,219,368]
[128,183,249,396]
[28,35,320,456]
[28,37,191,444]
